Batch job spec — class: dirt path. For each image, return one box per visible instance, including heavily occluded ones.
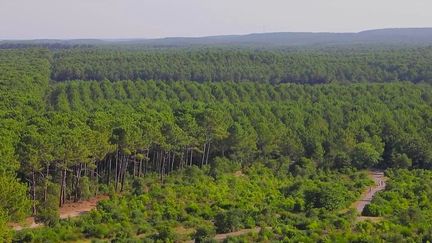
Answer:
[11,195,108,231]
[213,227,261,241]
[351,170,387,221]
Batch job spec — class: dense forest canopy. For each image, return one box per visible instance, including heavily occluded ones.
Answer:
[0,49,50,240]
[1,45,432,241]
[51,47,432,83]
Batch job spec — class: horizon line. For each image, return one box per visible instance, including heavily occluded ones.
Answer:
[1,27,432,41]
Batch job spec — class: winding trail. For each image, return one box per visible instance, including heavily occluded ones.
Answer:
[351,170,387,221]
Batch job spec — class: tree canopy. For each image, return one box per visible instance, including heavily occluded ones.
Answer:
[1,46,432,242]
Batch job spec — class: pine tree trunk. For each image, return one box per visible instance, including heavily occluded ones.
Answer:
[59,168,67,207]
[44,165,49,202]
[94,167,98,195]
[139,158,143,177]
[205,141,211,165]
[167,152,171,173]
[118,157,123,192]
[84,163,87,177]
[108,155,112,185]
[180,149,185,169]
[75,164,82,202]
[159,151,163,175]
[160,153,165,183]
[153,150,158,172]
[171,153,176,172]
[146,149,150,174]
[133,156,136,177]
[59,169,64,207]
[32,170,36,215]
[120,156,128,192]
[63,168,67,205]
[201,143,206,167]
[115,150,120,191]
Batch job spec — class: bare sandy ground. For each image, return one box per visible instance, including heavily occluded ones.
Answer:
[213,227,262,241]
[11,195,108,231]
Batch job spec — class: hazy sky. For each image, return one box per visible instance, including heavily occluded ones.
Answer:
[1,0,431,39]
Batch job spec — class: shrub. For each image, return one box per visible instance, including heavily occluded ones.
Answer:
[304,184,349,211]
[35,183,60,226]
[210,157,240,179]
[154,225,177,242]
[84,224,110,238]
[0,210,12,242]
[215,209,244,233]
[79,176,93,200]
[131,177,146,196]
[194,225,216,242]
[258,227,274,241]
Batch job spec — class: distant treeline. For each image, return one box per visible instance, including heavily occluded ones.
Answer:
[51,48,432,83]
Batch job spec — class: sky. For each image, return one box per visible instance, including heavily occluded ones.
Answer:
[0,0,431,39]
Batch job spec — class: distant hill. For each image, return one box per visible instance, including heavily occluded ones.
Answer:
[2,28,432,48]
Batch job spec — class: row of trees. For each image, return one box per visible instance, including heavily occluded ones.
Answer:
[51,47,432,83]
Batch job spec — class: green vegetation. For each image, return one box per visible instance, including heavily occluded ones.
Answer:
[227,169,432,242]
[364,169,432,221]
[51,47,432,83]
[0,49,49,239]
[0,46,432,242]
[13,166,372,242]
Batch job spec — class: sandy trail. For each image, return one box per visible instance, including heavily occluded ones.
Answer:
[351,170,387,214]
[213,227,262,241]
[11,195,108,231]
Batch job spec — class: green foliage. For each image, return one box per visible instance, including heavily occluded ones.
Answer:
[351,143,381,168]
[290,157,316,177]
[131,177,146,196]
[154,225,177,242]
[0,209,12,243]
[50,47,432,84]
[194,225,216,242]
[391,153,412,169]
[0,173,31,221]
[305,184,351,211]
[79,176,92,200]
[354,169,432,241]
[333,152,352,170]
[215,209,245,233]
[35,182,59,226]
[209,157,240,179]
[14,166,370,242]
[2,47,432,242]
